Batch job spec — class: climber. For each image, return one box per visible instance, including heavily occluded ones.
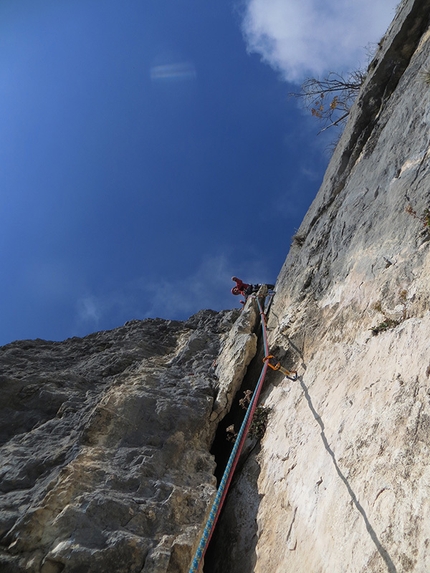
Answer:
[231,277,275,298]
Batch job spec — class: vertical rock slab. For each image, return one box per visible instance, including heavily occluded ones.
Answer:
[211,299,259,426]
[212,1,430,571]
[0,310,240,573]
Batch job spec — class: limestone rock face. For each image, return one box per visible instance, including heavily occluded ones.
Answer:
[0,309,245,573]
[3,2,430,571]
[211,300,258,424]
[211,1,430,571]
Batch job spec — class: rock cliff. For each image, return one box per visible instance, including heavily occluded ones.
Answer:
[1,0,430,571]
[0,309,257,573]
[209,0,430,571]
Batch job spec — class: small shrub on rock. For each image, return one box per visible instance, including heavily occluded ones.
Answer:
[370,318,399,336]
[249,406,272,441]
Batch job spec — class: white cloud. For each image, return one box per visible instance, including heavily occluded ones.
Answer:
[72,255,236,330]
[142,255,234,319]
[76,295,102,325]
[241,0,399,83]
[150,62,197,81]
[72,253,274,333]
[141,253,274,320]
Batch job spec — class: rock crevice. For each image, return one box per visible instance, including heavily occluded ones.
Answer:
[0,309,256,573]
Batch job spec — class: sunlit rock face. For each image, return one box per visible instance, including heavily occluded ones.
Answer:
[209,0,430,571]
[0,309,246,573]
[3,1,430,571]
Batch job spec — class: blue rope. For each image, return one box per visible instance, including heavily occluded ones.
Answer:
[189,296,269,572]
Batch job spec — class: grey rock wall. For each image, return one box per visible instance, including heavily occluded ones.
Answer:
[0,309,251,573]
[3,1,430,572]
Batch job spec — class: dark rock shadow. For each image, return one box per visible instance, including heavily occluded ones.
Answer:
[204,443,261,573]
[204,329,272,572]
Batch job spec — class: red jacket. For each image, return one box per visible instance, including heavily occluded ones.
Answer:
[231,277,250,296]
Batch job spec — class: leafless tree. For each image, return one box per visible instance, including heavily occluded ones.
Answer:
[291,70,366,132]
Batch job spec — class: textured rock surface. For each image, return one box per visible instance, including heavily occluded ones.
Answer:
[0,309,250,573]
[3,1,430,572]
[211,301,258,424]
[210,0,430,571]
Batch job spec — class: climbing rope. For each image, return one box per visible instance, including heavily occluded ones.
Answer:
[188,296,271,573]
[189,294,298,571]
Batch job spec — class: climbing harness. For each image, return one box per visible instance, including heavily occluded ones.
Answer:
[263,355,297,380]
[188,295,296,572]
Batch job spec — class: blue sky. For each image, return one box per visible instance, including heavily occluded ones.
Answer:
[0,0,398,345]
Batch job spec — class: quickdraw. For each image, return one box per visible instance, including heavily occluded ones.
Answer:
[263,355,297,380]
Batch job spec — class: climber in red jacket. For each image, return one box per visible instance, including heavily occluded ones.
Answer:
[231,277,275,297]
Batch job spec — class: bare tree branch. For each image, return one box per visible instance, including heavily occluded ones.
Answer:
[290,70,366,130]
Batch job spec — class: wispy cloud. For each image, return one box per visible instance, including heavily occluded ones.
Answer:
[73,256,233,331]
[76,295,102,326]
[241,0,398,83]
[72,252,275,335]
[141,253,276,319]
[150,61,197,81]
[141,255,235,319]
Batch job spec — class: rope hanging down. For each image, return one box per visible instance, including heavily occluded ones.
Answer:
[188,296,270,573]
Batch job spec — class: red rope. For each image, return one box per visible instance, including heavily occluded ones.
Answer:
[194,296,271,564]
